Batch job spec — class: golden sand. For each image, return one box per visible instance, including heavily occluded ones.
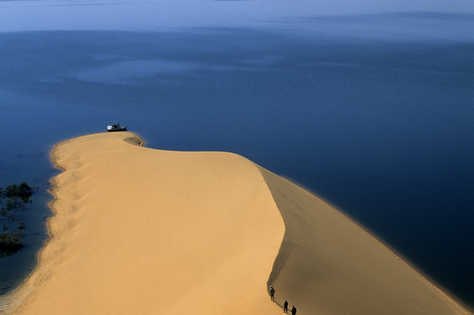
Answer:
[2,132,470,315]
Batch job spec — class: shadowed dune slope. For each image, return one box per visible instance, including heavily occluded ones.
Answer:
[260,168,470,315]
[8,132,284,315]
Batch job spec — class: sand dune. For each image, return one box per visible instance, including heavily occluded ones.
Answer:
[3,132,470,315]
[7,132,284,315]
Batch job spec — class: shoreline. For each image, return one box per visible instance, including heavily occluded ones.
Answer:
[1,132,471,315]
[0,138,73,314]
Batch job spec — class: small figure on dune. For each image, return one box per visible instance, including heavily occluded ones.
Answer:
[283,300,289,313]
[291,305,297,315]
[269,285,275,301]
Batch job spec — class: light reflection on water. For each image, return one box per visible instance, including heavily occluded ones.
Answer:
[75,59,268,84]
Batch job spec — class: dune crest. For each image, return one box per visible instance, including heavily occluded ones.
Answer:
[2,132,469,315]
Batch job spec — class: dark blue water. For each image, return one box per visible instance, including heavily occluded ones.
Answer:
[0,24,473,307]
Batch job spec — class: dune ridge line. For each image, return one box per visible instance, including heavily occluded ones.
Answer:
[3,132,284,315]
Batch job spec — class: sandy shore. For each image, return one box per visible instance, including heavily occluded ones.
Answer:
[3,132,470,315]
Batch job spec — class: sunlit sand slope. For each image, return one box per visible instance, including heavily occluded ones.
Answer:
[261,168,470,315]
[10,132,284,315]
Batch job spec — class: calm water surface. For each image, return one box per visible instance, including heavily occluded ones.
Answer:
[0,12,473,308]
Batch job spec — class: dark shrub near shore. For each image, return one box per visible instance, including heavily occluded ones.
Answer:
[2,182,33,202]
[0,233,23,256]
[0,182,34,256]
[0,182,34,212]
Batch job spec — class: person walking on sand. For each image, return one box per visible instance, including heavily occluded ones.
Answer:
[283,300,289,313]
[269,286,275,301]
[291,305,297,315]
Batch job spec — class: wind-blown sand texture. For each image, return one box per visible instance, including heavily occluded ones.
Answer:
[3,132,470,315]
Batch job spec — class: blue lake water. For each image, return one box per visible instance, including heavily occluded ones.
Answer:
[0,11,473,309]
